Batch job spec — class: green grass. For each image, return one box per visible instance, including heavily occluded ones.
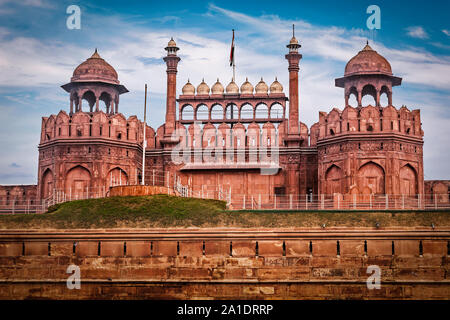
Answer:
[0,194,449,229]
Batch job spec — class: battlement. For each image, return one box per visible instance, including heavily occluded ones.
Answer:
[317,105,423,140]
[40,110,156,149]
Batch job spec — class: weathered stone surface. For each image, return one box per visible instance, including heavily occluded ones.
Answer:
[76,241,99,257]
[205,241,230,256]
[51,242,73,256]
[340,240,365,257]
[0,243,22,256]
[100,241,124,257]
[395,240,419,257]
[126,241,151,257]
[0,229,448,300]
[313,240,337,256]
[367,240,392,256]
[231,241,256,257]
[179,241,203,257]
[258,240,283,257]
[152,241,177,256]
[24,242,48,256]
[285,240,310,256]
[423,240,447,257]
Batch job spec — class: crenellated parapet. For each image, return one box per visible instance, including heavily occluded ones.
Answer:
[317,105,423,139]
[40,110,155,146]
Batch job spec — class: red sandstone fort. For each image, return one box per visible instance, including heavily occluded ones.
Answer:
[1,33,449,211]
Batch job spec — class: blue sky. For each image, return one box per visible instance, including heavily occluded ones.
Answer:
[0,0,449,184]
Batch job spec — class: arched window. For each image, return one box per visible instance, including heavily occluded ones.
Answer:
[347,87,358,107]
[270,103,283,119]
[255,103,268,118]
[82,90,96,111]
[380,86,389,107]
[181,105,194,120]
[210,104,224,120]
[99,92,112,112]
[361,84,376,106]
[225,104,238,119]
[196,104,208,120]
[240,103,254,119]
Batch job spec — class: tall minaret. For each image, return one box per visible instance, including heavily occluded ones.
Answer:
[285,25,302,142]
[163,38,180,141]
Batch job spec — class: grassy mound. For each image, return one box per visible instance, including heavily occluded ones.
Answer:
[0,194,449,229]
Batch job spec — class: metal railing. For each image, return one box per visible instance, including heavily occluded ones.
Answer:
[1,190,449,215]
[226,193,450,210]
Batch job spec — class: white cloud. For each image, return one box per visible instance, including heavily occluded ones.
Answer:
[443,29,450,37]
[405,26,428,39]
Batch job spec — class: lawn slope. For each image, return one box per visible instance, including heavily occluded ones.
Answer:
[0,194,449,229]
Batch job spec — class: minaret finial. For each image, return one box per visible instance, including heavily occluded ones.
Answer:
[366,39,369,45]
[292,24,295,37]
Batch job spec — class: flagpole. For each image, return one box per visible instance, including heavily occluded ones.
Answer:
[231,29,235,82]
[233,53,235,82]
[141,84,147,185]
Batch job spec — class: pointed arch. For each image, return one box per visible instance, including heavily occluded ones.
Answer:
[361,84,377,106]
[65,165,91,200]
[325,164,344,195]
[41,168,54,199]
[399,164,417,196]
[107,167,128,188]
[357,161,385,194]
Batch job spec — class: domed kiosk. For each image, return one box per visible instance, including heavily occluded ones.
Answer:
[335,42,402,107]
[61,49,128,114]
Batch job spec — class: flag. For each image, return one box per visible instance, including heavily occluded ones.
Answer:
[229,29,235,67]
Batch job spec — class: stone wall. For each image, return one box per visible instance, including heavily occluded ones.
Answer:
[0,228,448,299]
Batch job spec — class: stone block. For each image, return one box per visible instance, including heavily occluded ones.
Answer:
[101,241,124,257]
[0,242,22,256]
[258,240,283,257]
[395,240,419,257]
[313,240,337,256]
[152,241,177,256]
[51,242,73,256]
[422,240,447,257]
[231,241,256,257]
[285,240,310,256]
[179,241,203,257]
[126,241,151,257]
[205,241,230,256]
[340,240,365,257]
[367,240,392,256]
[24,242,48,256]
[76,241,99,257]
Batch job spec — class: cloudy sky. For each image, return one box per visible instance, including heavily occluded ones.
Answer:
[0,0,449,184]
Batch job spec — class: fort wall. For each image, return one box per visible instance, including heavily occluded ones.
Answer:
[0,228,448,299]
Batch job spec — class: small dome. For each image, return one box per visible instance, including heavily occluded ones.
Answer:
[289,36,299,45]
[211,78,224,95]
[240,78,254,94]
[167,37,177,48]
[255,77,268,94]
[182,79,195,95]
[196,79,210,95]
[270,77,283,94]
[71,49,119,84]
[344,42,392,76]
[225,79,239,94]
